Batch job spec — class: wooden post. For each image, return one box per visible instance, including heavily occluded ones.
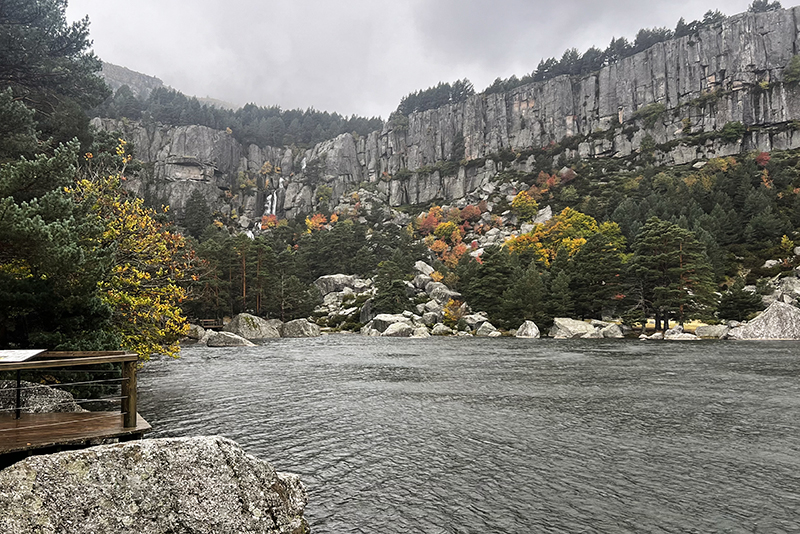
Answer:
[121,360,137,428]
[15,370,21,420]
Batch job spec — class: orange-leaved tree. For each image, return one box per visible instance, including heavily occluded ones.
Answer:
[305,212,328,232]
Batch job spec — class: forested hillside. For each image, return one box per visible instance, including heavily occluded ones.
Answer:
[1,1,799,355]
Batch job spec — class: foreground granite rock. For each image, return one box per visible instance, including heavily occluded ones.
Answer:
[0,436,308,534]
[224,313,282,339]
[728,301,800,340]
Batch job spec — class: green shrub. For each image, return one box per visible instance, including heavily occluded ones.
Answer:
[784,55,800,84]
[394,168,413,180]
[632,102,666,129]
[719,121,746,143]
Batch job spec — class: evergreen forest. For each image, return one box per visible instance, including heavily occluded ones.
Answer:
[1,0,799,359]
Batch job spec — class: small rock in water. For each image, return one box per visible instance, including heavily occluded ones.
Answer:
[206,331,256,347]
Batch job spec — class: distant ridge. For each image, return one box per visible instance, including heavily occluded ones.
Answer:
[100,62,238,110]
[195,96,238,110]
[101,62,163,100]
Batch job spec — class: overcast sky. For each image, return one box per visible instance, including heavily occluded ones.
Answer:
[66,0,756,119]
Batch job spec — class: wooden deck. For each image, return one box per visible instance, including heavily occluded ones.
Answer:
[0,412,151,455]
[0,351,149,464]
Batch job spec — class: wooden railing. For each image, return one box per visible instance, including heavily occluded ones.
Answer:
[0,351,140,428]
[198,319,224,330]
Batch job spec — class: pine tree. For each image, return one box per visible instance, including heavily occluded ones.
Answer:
[463,247,515,320]
[183,189,213,239]
[372,260,411,315]
[0,0,110,145]
[501,263,547,328]
[546,270,574,318]
[0,142,115,349]
[569,230,625,319]
[627,217,717,327]
[718,279,764,322]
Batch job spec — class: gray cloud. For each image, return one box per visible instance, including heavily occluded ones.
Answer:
[67,0,754,118]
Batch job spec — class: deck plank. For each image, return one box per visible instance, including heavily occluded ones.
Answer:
[0,412,151,454]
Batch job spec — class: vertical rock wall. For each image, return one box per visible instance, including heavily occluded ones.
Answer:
[95,7,800,226]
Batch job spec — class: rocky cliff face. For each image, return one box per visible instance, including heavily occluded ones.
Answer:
[95,7,800,229]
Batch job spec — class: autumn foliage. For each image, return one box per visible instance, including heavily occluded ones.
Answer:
[261,214,278,229]
[70,175,191,359]
[305,213,328,232]
[506,207,623,267]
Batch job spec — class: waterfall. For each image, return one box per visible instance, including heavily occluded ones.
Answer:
[263,177,285,216]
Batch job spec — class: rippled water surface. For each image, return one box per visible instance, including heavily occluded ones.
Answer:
[138,337,800,533]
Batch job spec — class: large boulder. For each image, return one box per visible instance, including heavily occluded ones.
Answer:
[463,313,490,330]
[371,314,413,333]
[224,313,282,340]
[380,323,414,337]
[0,381,86,413]
[422,312,441,326]
[664,331,700,341]
[412,326,431,338]
[424,282,462,303]
[414,261,435,276]
[516,321,540,339]
[281,319,321,338]
[728,301,800,340]
[413,274,433,289]
[431,323,454,336]
[0,436,307,534]
[601,324,625,338]
[475,322,498,337]
[549,318,595,339]
[423,300,443,314]
[314,274,356,296]
[186,324,206,340]
[359,298,377,324]
[206,331,256,347]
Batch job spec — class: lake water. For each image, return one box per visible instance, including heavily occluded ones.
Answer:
[138,336,800,533]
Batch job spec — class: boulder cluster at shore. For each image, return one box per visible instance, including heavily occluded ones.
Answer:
[188,262,800,343]
[187,316,321,347]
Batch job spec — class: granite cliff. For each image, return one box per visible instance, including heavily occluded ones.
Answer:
[94,7,800,230]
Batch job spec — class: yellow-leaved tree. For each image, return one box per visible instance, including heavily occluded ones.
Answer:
[506,207,623,267]
[70,174,191,359]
